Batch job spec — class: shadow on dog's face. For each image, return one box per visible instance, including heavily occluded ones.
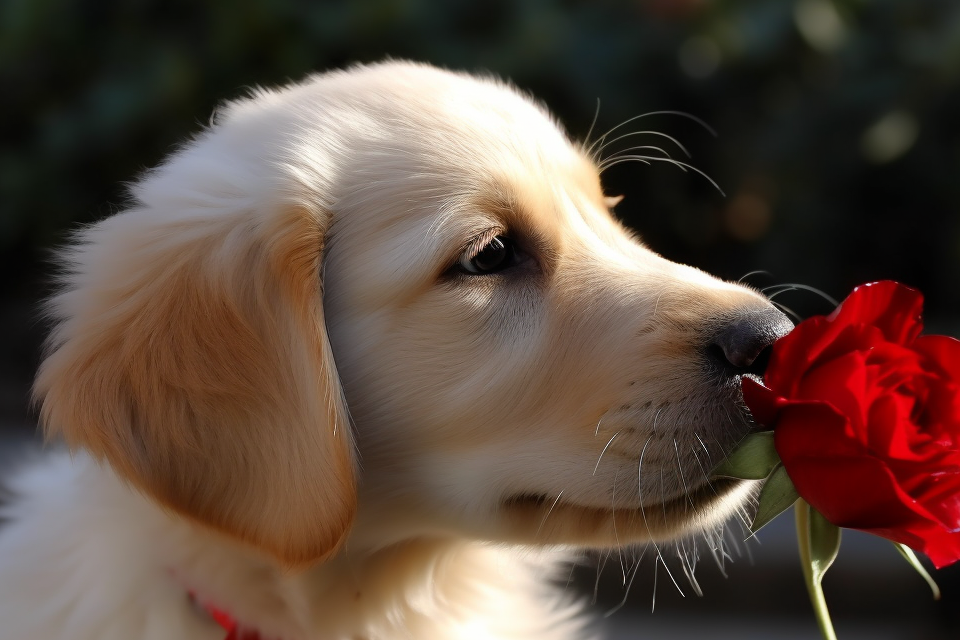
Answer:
[318,65,792,550]
[35,62,791,567]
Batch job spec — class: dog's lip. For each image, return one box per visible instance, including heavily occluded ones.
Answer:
[497,477,750,544]
[501,476,742,514]
[498,404,761,515]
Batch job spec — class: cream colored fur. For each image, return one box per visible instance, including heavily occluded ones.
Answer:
[0,61,782,639]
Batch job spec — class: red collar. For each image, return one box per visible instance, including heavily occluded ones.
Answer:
[190,591,266,640]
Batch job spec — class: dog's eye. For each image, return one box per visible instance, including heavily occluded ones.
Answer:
[458,236,515,275]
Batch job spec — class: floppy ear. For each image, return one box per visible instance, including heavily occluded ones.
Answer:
[34,202,356,568]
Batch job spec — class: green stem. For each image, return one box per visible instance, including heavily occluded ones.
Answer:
[795,500,838,640]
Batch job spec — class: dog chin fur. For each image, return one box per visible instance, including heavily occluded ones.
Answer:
[0,61,785,640]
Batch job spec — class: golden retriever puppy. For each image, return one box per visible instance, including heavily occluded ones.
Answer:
[0,61,791,640]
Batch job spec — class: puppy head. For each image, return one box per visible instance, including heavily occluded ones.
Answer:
[309,63,792,548]
[35,62,790,564]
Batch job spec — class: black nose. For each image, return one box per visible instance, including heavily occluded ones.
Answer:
[708,307,793,375]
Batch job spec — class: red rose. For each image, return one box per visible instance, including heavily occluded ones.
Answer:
[744,281,960,568]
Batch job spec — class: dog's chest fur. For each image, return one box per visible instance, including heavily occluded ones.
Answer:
[0,452,593,640]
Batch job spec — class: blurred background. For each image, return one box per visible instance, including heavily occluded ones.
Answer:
[2,0,959,638]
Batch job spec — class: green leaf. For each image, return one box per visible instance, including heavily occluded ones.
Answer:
[713,431,780,480]
[750,463,800,534]
[893,543,941,600]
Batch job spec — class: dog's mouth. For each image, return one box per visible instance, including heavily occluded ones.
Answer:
[498,476,752,546]
[489,379,765,546]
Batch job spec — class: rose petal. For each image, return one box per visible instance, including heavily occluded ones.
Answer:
[783,451,960,561]
[794,351,869,436]
[766,324,886,398]
[764,282,923,397]
[773,402,933,526]
[914,334,960,381]
[773,401,863,473]
[865,342,926,381]
[865,517,960,570]
[741,377,786,429]
[867,395,928,461]
[774,402,960,567]
[763,318,852,397]
[921,379,960,438]
[787,454,935,526]
[907,472,960,530]
[829,281,924,346]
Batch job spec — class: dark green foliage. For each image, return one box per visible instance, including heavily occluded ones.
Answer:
[3,0,959,317]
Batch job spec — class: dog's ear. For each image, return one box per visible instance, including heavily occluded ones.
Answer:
[34,202,356,568]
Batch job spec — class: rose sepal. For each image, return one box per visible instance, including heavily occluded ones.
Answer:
[712,431,779,480]
[710,430,800,533]
[893,542,941,600]
[750,464,800,534]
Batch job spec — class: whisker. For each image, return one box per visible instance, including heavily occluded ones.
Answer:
[738,270,772,284]
[592,129,692,162]
[536,490,565,537]
[659,553,685,599]
[652,407,663,435]
[677,539,703,597]
[690,442,712,483]
[602,156,651,169]
[637,438,669,575]
[594,549,611,605]
[703,527,729,578]
[762,283,839,307]
[694,433,710,457]
[594,548,620,605]
[602,144,676,165]
[594,430,623,476]
[659,467,686,597]
[605,546,648,617]
[651,551,659,613]
[772,301,803,324]
[741,529,756,564]
[624,546,648,602]
[674,438,696,512]
[690,444,718,494]
[599,155,725,196]
[599,153,668,172]
[691,440,751,534]
[564,561,578,591]
[722,526,738,563]
[585,110,717,158]
[611,466,626,584]
[594,412,608,437]
[690,433,755,571]
[582,97,602,152]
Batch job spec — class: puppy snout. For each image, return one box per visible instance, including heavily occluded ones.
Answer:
[708,307,793,375]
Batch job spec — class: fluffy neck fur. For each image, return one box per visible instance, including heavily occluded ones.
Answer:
[0,451,593,640]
